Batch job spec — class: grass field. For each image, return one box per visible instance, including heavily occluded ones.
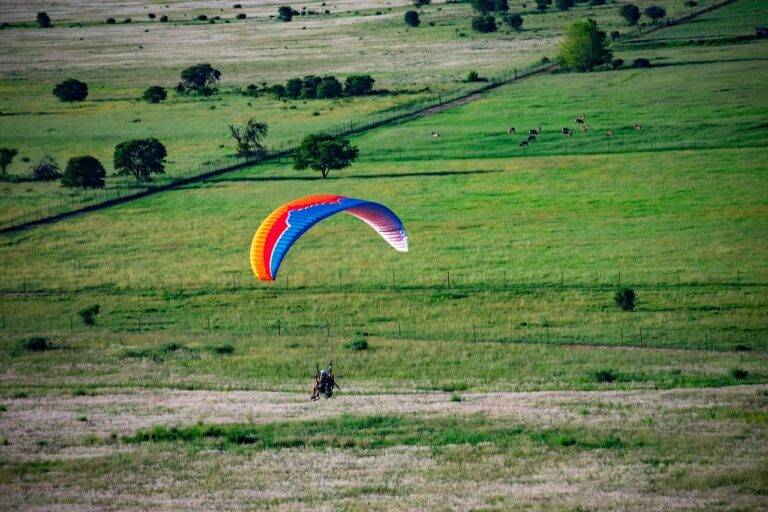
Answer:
[1,0,767,510]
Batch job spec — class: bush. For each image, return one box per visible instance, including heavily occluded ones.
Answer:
[142,85,167,103]
[471,14,496,33]
[404,10,420,27]
[643,5,666,23]
[413,0,431,6]
[268,84,286,98]
[278,6,294,22]
[106,17,116,24]
[450,393,463,402]
[555,0,574,10]
[236,13,246,19]
[114,138,167,181]
[242,84,260,97]
[611,58,624,69]
[160,15,169,22]
[196,14,208,21]
[208,344,235,355]
[285,77,303,99]
[52,79,88,102]
[730,368,749,380]
[317,76,343,98]
[234,3,242,7]
[594,369,617,383]
[535,0,548,11]
[78,304,100,326]
[0,147,18,178]
[619,4,640,25]
[148,13,156,19]
[36,12,52,28]
[556,18,612,71]
[610,30,621,41]
[632,57,651,68]
[19,337,55,352]
[465,70,487,82]
[589,0,606,5]
[123,18,132,23]
[61,156,106,188]
[504,13,523,31]
[346,336,369,351]
[344,74,375,96]
[614,288,636,311]
[30,156,61,181]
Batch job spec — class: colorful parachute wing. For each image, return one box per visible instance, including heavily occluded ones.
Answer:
[250,194,408,281]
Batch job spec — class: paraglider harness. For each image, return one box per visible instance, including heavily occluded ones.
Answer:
[311,362,340,400]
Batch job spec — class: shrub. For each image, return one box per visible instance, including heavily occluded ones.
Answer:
[344,74,375,96]
[30,156,61,181]
[450,393,463,402]
[106,17,116,24]
[0,147,18,178]
[589,0,606,5]
[404,10,420,27]
[19,337,55,352]
[614,288,636,311]
[236,13,246,19]
[471,0,507,12]
[619,4,640,25]
[632,57,651,68]
[78,304,100,326]
[123,18,132,23]
[285,77,303,99]
[504,13,523,31]
[61,156,106,188]
[317,76,343,98]
[268,84,286,98]
[535,0,548,11]
[594,369,617,383]
[730,368,749,380]
[556,19,612,71]
[494,0,509,11]
[643,5,666,23]
[611,58,624,69]
[148,13,156,19]
[555,0,575,11]
[160,15,169,22]
[209,344,235,355]
[465,70,487,82]
[300,75,322,99]
[346,336,369,351]
[142,85,167,103]
[113,138,167,181]
[413,0,431,6]
[471,14,496,33]
[36,12,52,28]
[278,6,294,22]
[196,14,208,21]
[610,30,621,41]
[52,79,88,102]
[234,3,242,7]
[733,344,752,352]
[242,84,260,97]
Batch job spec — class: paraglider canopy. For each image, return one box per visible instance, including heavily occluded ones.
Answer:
[250,194,408,281]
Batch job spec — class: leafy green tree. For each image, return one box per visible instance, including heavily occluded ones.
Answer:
[556,19,612,71]
[285,78,303,99]
[52,79,88,102]
[30,156,61,181]
[404,10,420,27]
[61,156,106,188]
[643,5,666,23]
[142,86,167,103]
[0,148,17,178]
[504,13,523,31]
[113,138,167,182]
[317,76,343,98]
[36,12,52,28]
[471,14,496,33]
[179,63,221,93]
[278,6,294,21]
[555,0,575,10]
[619,4,640,25]
[470,0,495,13]
[228,119,268,156]
[293,134,359,178]
[344,75,375,96]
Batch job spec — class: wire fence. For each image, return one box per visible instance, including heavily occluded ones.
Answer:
[611,0,739,41]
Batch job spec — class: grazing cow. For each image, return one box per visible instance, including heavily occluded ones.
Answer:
[529,126,541,136]
[575,114,585,124]
[633,123,642,131]
[527,133,537,142]
[562,127,573,137]
[605,130,614,137]
[518,139,529,147]
[507,127,516,135]
[431,131,440,138]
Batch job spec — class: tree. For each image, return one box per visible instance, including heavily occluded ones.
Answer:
[285,77,303,99]
[556,19,612,71]
[78,304,100,326]
[535,0,548,11]
[413,0,431,6]
[61,156,106,188]
[471,14,496,33]
[228,119,268,156]
[293,134,359,178]
[494,0,510,12]
[644,5,666,23]
[52,79,88,102]
[0,148,17,178]
[301,75,322,99]
[316,76,343,98]
[470,0,495,13]
[179,63,221,93]
[278,6,294,21]
[30,156,61,181]
[614,288,636,311]
[619,4,640,25]
[404,10,420,27]
[36,12,52,28]
[106,17,116,24]
[113,138,167,182]
[555,0,575,10]
[504,13,523,31]
[344,75,375,96]
[142,86,167,103]
[684,0,698,15]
